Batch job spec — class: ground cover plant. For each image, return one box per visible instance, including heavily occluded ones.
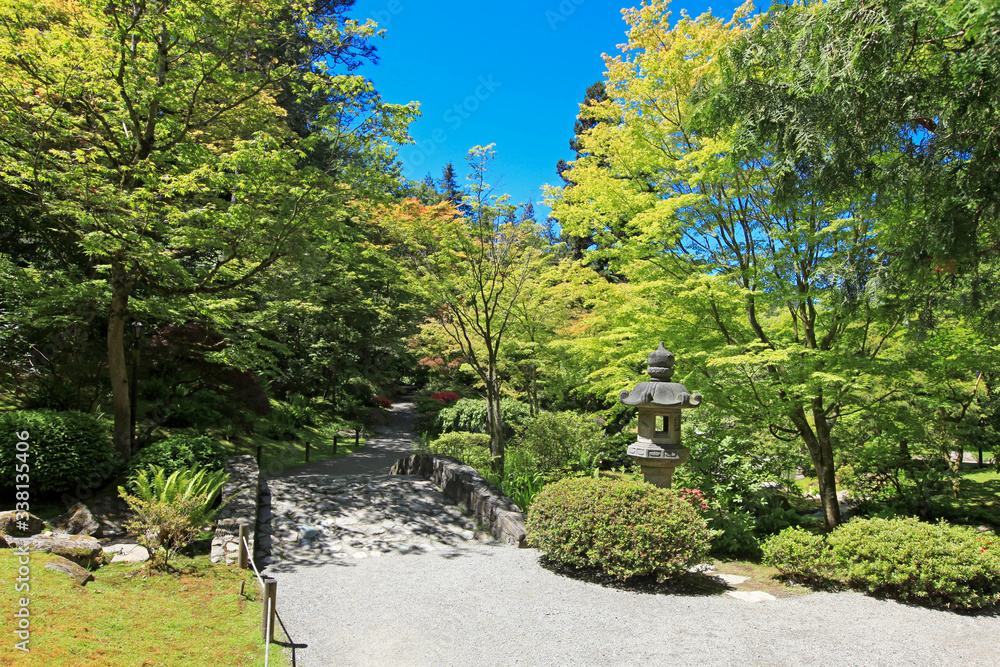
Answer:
[0,552,287,666]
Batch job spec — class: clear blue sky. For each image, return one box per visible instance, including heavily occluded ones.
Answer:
[350,0,747,221]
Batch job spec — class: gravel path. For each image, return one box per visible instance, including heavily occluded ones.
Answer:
[264,402,1000,667]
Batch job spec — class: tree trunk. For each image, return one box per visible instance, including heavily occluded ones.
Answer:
[791,405,842,530]
[485,367,505,475]
[814,433,842,530]
[108,260,134,459]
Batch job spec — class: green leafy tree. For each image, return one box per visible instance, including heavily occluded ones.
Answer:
[710,0,1000,319]
[389,146,539,472]
[0,0,415,457]
[547,2,915,529]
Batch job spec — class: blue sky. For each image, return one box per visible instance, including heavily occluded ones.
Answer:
[350,0,747,221]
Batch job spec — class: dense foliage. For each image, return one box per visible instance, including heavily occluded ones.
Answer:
[764,518,1000,609]
[761,527,836,585]
[125,435,228,489]
[435,398,534,439]
[511,411,606,475]
[0,410,114,495]
[830,517,1000,610]
[2,0,998,578]
[527,477,711,581]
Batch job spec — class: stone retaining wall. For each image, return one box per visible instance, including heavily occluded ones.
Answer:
[390,454,528,547]
[210,455,259,564]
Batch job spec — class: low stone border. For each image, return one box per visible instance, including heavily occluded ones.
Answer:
[390,454,528,547]
[211,455,259,564]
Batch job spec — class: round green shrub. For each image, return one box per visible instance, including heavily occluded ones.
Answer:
[127,434,227,487]
[829,517,1000,610]
[0,410,114,495]
[527,477,711,582]
[761,526,835,584]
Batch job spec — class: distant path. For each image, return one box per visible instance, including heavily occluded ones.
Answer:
[272,399,418,479]
[261,400,1000,667]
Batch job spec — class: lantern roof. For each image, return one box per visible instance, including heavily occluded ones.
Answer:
[619,342,702,408]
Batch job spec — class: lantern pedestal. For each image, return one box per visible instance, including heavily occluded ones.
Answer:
[627,442,690,489]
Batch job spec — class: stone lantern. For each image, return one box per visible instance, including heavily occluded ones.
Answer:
[619,342,702,488]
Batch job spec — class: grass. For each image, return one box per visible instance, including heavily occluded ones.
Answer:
[0,552,289,667]
[221,424,366,474]
[928,461,1000,528]
[710,559,816,599]
[151,420,367,476]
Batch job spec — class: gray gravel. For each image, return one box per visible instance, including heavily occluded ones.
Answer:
[268,543,1000,667]
[264,402,1000,667]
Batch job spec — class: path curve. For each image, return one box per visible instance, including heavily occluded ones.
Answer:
[262,402,1000,667]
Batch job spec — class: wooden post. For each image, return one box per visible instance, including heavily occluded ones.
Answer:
[333,433,338,455]
[237,524,249,570]
[305,441,310,464]
[261,576,277,642]
[256,445,262,466]
[355,429,360,447]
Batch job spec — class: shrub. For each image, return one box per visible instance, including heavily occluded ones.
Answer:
[372,396,392,410]
[676,488,709,512]
[0,410,114,494]
[436,398,533,437]
[512,411,605,475]
[126,435,227,488]
[162,396,225,428]
[481,447,545,511]
[257,395,317,440]
[429,392,461,402]
[762,527,835,584]
[118,465,232,570]
[282,393,318,427]
[426,432,493,472]
[705,505,761,559]
[527,477,711,582]
[828,517,1000,610]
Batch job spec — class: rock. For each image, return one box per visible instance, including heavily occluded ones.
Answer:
[102,544,150,564]
[726,591,776,603]
[298,526,319,540]
[8,534,102,566]
[715,574,749,586]
[0,510,45,536]
[687,563,715,574]
[98,516,125,538]
[52,503,103,537]
[44,555,95,585]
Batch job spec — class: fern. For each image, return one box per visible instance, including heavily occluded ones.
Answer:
[118,464,236,569]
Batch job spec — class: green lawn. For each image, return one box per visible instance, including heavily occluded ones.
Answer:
[0,552,289,667]
[150,421,368,475]
[930,462,1000,527]
[229,425,367,473]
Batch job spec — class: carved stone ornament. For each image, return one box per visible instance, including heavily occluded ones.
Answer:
[618,342,702,488]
